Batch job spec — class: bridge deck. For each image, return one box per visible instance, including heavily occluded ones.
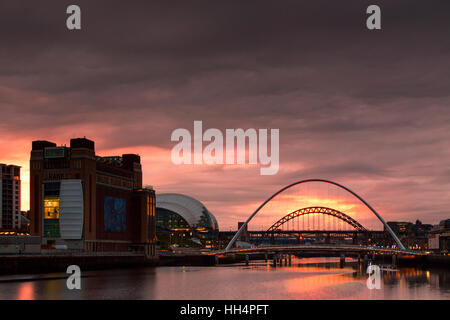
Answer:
[210,245,426,256]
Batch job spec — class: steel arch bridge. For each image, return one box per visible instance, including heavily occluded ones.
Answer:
[265,206,367,233]
[225,179,406,251]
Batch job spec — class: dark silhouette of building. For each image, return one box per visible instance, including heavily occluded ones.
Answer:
[0,164,21,229]
[385,220,433,250]
[386,221,414,235]
[237,222,250,243]
[439,219,450,230]
[429,219,450,253]
[30,138,156,254]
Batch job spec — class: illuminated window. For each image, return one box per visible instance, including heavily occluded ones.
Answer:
[44,197,60,219]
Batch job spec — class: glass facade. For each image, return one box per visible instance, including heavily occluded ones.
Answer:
[44,147,67,159]
[155,194,219,248]
[156,207,218,247]
[44,197,59,219]
[43,182,61,238]
[156,208,190,232]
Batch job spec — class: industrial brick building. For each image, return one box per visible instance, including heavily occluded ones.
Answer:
[29,138,156,254]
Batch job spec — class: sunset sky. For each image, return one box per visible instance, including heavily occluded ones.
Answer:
[0,1,449,230]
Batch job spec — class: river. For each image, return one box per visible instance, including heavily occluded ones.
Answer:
[1,257,449,300]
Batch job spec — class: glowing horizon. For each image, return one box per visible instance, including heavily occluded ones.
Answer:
[0,137,436,231]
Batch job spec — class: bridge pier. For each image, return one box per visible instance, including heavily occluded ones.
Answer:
[288,254,292,266]
[265,253,268,262]
[340,254,345,268]
[356,254,363,271]
[364,254,369,266]
[392,254,397,267]
[272,254,278,267]
[214,255,219,266]
[245,254,249,266]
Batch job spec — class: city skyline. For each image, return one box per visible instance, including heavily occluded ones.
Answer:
[0,1,449,229]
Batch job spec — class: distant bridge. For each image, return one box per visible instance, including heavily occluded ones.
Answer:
[266,206,367,233]
[224,179,406,251]
[226,206,379,245]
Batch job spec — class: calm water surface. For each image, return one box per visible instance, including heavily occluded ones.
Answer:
[1,257,449,300]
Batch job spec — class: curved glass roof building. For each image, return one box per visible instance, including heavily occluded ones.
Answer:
[155,193,219,246]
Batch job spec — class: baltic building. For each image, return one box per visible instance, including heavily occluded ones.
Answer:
[30,138,156,254]
[0,164,21,229]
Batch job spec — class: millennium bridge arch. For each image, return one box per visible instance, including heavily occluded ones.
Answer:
[265,206,367,233]
[225,179,405,251]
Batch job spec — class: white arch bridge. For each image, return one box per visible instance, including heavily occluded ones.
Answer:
[218,179,413,255]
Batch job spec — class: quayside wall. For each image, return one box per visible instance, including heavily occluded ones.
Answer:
[0,253,158,275]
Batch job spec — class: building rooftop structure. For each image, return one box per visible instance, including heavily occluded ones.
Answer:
[0,163,21,230]
[156,193,219,231]
[155,193,219,248]
[30,137,156,254]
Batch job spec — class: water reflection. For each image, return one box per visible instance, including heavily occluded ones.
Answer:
[0,257,448,300]
[17,282,34,300]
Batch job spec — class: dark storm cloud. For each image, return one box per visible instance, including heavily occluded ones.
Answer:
[0,0,449,226]
[1,0,448,95]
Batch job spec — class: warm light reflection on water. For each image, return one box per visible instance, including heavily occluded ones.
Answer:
[0,257,449,300]
[17,282,34,300]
